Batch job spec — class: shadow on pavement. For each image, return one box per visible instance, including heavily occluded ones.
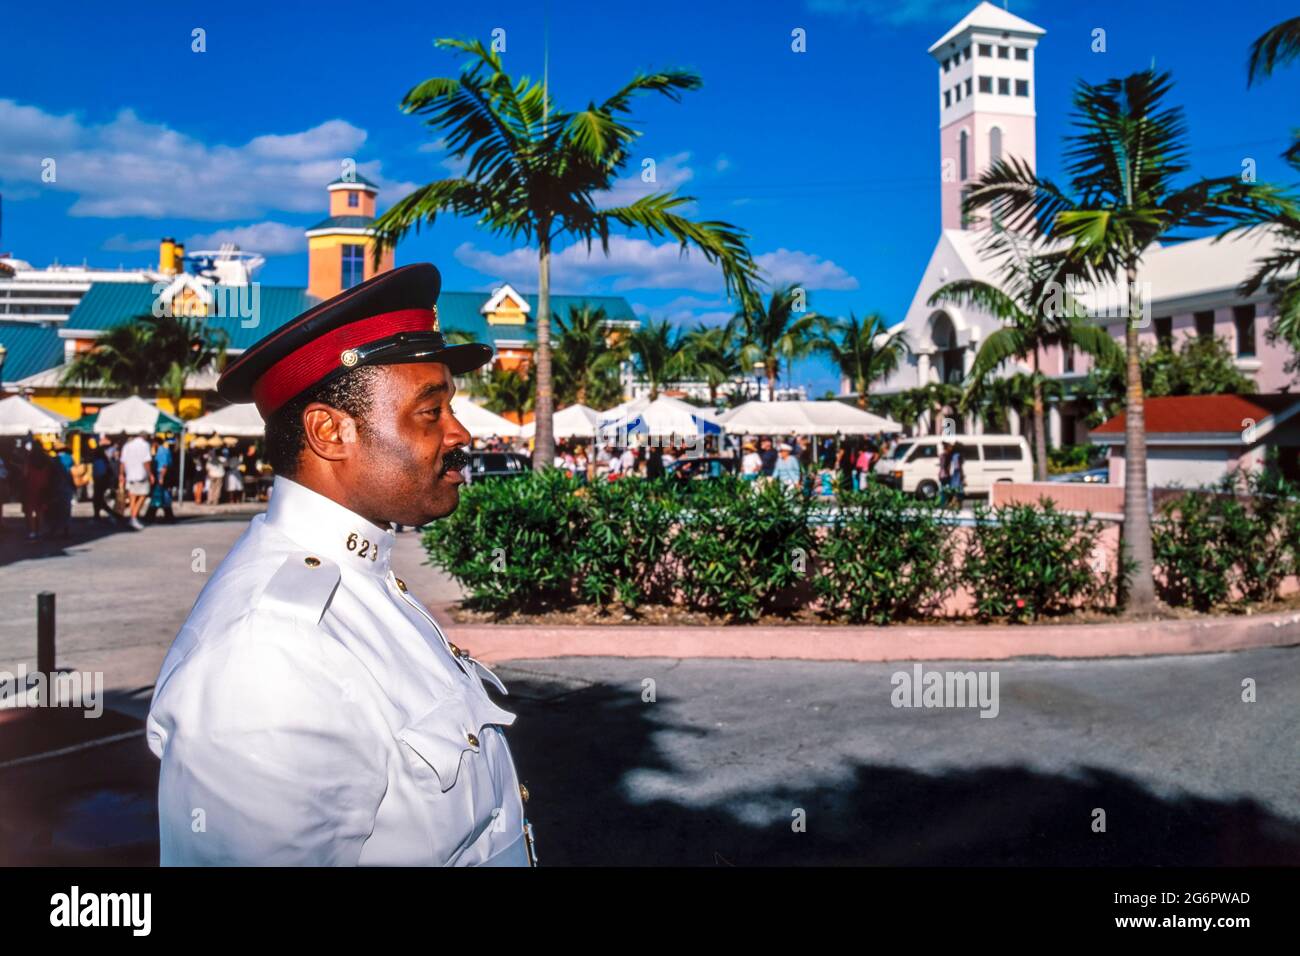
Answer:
[1,673,1297,866]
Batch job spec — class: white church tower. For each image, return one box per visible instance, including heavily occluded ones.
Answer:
[863,2,1047,418]
[929,1,1045,230]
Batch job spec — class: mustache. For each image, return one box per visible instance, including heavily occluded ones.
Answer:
[440,448,471,475]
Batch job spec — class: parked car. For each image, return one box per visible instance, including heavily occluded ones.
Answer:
[468,451,530,481]
[874,434,1033,498]
[667,455,739,480]
[1047,467,1109,484]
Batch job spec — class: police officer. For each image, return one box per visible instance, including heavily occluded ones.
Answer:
[146,263,537,866]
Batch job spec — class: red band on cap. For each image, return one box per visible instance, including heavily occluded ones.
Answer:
[252,308,437,416]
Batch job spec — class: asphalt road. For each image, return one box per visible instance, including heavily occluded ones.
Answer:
[1,509,1296,865]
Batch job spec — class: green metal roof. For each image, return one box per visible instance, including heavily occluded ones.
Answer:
[0,322,64,383]
[328,173,379,189]
[305,215,376,232]
[17,281,638,384]
[437,291,638,347]
[66,283,319,350]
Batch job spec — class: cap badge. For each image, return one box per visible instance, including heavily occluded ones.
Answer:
[340,348,360,368]
[431,304,439,331]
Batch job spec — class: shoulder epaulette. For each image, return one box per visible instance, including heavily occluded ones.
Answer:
[256,552,341,625]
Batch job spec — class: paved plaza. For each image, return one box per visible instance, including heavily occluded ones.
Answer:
[1,508,1297,865]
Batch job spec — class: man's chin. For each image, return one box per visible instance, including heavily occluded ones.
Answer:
[423,485,461,521]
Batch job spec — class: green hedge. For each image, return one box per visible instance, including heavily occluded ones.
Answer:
[813,483,957,624]
[963,500,1119,623]
[670,476,816,621]
[425,471,1163,622]
[1153,472,1300,611]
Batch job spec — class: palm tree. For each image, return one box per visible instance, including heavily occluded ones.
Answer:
[815,312,908,410]
[922,382,965,437]
[371,39,759,472]
[961,69,1280,612]
[1247,16,1300,89]
[1236,17,1300,361]
[734,284,823,400]
[930,251,1121,480]
[678,322,743,405]
[62,312,227,408]
[480,365,535,425]
[552,303,627,407]
[976,373,1035,434]
[626,319,687,401]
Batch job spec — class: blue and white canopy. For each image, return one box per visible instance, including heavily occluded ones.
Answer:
[598,396,721,443]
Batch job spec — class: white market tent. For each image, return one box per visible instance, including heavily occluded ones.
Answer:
[185,403,266,438]
[92,395,182,435]
[520,403,600,439]
[451,395,521,438]
[720,400,902,436]
[0,395,68,436]
[598,395,722,441]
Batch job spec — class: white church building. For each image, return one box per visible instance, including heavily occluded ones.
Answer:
[866,1,1295,447]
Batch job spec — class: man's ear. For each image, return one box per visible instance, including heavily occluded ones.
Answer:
[302,404,359,462]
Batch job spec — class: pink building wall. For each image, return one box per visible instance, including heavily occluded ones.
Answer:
[940,112,1036,231]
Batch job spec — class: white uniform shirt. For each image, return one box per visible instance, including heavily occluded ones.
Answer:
[146,476,532,866]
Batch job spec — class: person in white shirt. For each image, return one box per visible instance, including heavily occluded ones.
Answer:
[118,432,154,530]
[740,441,763,481]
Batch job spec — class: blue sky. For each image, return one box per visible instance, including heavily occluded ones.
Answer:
[2,0,1298,395]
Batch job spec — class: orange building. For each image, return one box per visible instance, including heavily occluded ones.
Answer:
[305,174,394,300]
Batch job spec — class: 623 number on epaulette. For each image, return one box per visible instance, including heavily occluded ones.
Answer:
[346,532,379,561]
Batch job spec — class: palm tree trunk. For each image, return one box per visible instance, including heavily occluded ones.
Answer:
[1032,349,1048,481]
[856,377,868,410]
[533,234,554,472]
[1122,261,1156,612]
[766,360,777,401]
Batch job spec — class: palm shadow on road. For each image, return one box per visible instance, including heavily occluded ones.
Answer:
[501,670,1300,866]
[2,677,1298,866]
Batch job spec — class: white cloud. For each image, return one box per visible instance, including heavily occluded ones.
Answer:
[0,99,418,220]
[415,137,470,176]
[756,248,859,290]
[455,236,858,295]
[186,222,306,255]
[595,152,696,210]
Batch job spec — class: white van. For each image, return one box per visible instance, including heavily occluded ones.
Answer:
[873,434,1033,498]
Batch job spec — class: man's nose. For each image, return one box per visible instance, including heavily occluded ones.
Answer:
[444,412,472,448]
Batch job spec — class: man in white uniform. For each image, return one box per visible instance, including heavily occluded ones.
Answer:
[146,263,536,866]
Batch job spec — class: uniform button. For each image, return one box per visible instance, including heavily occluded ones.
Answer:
[466,732,479,747]
[304,556,321,568]
[394,577,407,591]
[519,784,529,802]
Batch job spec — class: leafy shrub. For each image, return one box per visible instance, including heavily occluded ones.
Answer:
[423,468,586,611]
[570,477,684,609]
[813,483,957,624]
[963,499,1117,622]
[669,476,815,621]
[1154,471,1300,610]
[1047,444,1098,474]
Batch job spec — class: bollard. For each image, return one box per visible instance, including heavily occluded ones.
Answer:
[37,591,55,705]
